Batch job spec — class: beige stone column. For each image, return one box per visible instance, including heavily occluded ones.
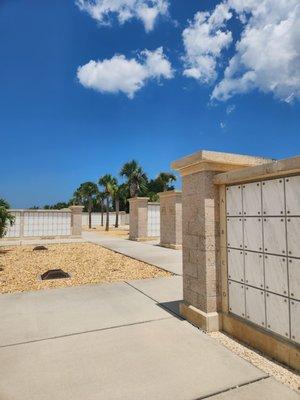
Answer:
[128,197,149,241]
[171,150,271,332]
[69,206,84,236]
[159,191,182,249]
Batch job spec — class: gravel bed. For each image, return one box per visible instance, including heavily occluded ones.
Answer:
[0,243,171,294]
[209,331,300,393]
[83,226,129,239]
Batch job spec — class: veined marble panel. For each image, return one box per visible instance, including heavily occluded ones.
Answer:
[285,176,300,216]
[262,178,285,216]
[244,251,264,289]
[266,292,290,339]
[227,249,244,283]
[263,217,286,256]
[226,185,242,216]
[264,255,288,296]
[242,182,262,216]
[228,280,245,318]
[243,217,263,252]
[245,286,266,328]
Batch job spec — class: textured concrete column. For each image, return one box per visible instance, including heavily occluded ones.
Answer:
[69,206,84,236]
[128,197,149,241]
[172,150,271,332]
[159,191,182,249]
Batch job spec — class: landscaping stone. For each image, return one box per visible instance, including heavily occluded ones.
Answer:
[0,243,171,294]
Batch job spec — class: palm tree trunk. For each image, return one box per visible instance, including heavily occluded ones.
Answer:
[115,197,119,228]
[105,197,109,231]
[101,202,104,227]
[88,197,92,229]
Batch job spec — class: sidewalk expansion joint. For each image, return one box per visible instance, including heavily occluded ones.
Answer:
[0,317,171,350]
[194,375,270,399]
[124,281,183,320]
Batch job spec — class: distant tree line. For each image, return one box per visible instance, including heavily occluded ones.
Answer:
[29,160,177,231]
[0,198,14,238]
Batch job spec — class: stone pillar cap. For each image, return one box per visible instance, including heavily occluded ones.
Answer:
[128,197,149,203]
[158,190,182,198]
[69,205,84,212]
[171,150,273,176]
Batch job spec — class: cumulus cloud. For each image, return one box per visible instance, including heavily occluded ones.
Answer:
[183,0,300,103]
[76,0,169,32]
[77,47,174,98]
[182,3,232,83]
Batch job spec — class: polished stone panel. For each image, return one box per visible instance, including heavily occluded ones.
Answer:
[245,286,266,328]
[227,249,244,283]
[262,178,285,216]
[243,217,263,252]
[244,251,264,289]
[226,184,243,216]
[263,217,286,255]
[264,254,288,296]
[242,182,262,216]
[227,217,243,249]
[266,292,290,339]
[228,280,245,318]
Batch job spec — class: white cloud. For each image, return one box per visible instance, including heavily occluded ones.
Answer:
[182,3,233,83]
[220,121,226,129]
[77,47,174,98]
[226,104,236,114]
[183,0,300,103]
[76,0,169,32]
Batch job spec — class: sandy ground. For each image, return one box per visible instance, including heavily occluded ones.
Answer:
[209,331,300,393]
[0,243,171,294]
[83,226,129,239]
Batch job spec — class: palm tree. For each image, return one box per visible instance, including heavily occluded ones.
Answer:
[72,188,84,205]
[0,198,15,238]
[98,174,117,231]
[97,191,106,227]
[113,183,127,228]
[74,182,99,229]
[156,172,177,191]
[120,160,148,198]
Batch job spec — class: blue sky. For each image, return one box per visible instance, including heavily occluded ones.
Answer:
[0,0,299,208]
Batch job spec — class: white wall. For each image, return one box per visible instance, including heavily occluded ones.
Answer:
[147,203,160,237]
[5,210,71,238]
[82,212,128,227]
[226,174,300,345]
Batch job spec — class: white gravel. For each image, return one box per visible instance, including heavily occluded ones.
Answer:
[209,331,300,393]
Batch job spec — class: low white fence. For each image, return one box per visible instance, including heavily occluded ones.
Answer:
[82,212,128,227]
[5,210,72,238]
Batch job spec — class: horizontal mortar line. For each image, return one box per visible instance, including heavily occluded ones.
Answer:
[228,278,299,302]
[0,317,172,350]
[227,247,300,259]
[194,375,270,400]
[124,281,183,320]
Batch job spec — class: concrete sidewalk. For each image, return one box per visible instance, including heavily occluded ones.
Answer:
[0,277,298,399]
[82,231,183,275]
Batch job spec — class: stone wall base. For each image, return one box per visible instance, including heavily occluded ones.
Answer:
[160,243,182,250]
[180,303,220,332]
[222,313,300,372]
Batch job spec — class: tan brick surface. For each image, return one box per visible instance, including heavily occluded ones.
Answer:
[159,191,182,249]
[128,198,149,241]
